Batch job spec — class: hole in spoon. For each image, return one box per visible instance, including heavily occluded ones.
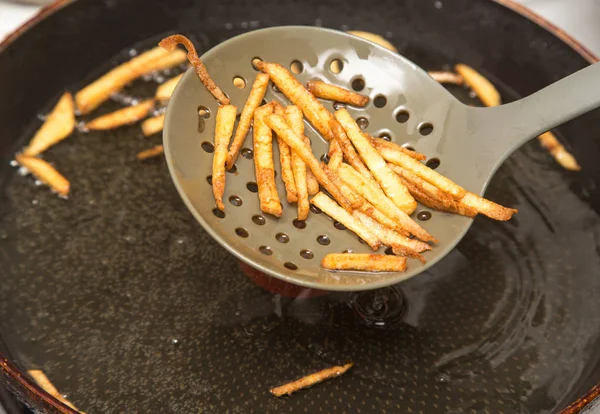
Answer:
[212,208,225,218]
[241,148,253,159]
[419,123,434,136]
[251,57,263,71]
[417,211,432,221]
[284,262,298,270]
[395,110,409,123]
[356,117,369,130]
[246,182,258,192]
[293,219,307,229]
[229,195,242,206]
[276,233,289,243]
[233,76,246,89]
[317,235,330,245]
[198,106,210,119]
[235,228,249,238]
[300,250,314,260]
[351,78,365,91]
[259,245,272,255]
[329,59,343,74]
[426,158,440,170]
[290,60,303,74]
[252,215,266,225]
[374,95,387,108]
[206,175,212,185]
[201,142,214,153]
[379,132,392,141]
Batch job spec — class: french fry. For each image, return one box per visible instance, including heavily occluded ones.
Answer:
[23,92,75,156]
[28,370,82,412]
[460,192,518,221]
[155,73,184,102]
[141,113,165,136]
[353,211,427,262]
[272,102,298,203]
[323,164,364,210]
[226,73,270,169]
[137,145,164,160]
[327,138,343,171]
[455,64,500,107]
[307,80,369,107]
[335,108,416,214]
[265,114,352,211]
[369,136,426,161]
[270,363,353,397]
[311,192,381,250]
[358,200,410,238]
[303,137,320,196]
[85,99,155,130]
[346,31,398,53]
[286,106,310,220]
[338,163,435,242]
[322,254,406,272]
[256,61,335,141]
[330,119,376,184]
[537,131,581,171]
[254,105,283,216]
[213,105,237,211]
[76,46,186,114]
[159,34,229,105]
[15,155,70,196]
[428,71,464,85]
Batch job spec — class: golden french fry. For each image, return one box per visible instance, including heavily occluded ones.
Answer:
[24,92,75,156]
[226,73,270,169]
[76,46,186,114]
[141,113,165,136]
[254,105,283,216]
[306,160,320,196]
[428,71,464,85]
[15,155,70,196]
[369,136,426,161]
[455,64,500,107]
[335,108,416,214]
[322,254,406,272]
[311,192,381,250]
[272,102,298,203]
[137,145,164,160]
[155,73,184,102]
[327,138,343,171]
[85,99,155,131]
[270,363,353,397]
[307,80,369,107]
[338,163,435,243]
[353,211,427,262]
[159,34,229,105]
[28,370,82,412]
[256,61,335,141]
[537,131,581,171]
[286,106,310,220]
[323,164,363,210]
[460,192,517,221]
[212,105,237,211]
[265,114,352,211]
[329,119,376,184]
[358,200,410,238]
[346,31,398,53]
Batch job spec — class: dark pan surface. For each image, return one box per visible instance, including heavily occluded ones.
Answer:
[1,0,600,412]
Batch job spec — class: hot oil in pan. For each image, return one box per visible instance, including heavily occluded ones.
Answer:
[0,33,599,413]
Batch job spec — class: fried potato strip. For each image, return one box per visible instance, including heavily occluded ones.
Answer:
[155,73,184,102]
[460,192,518,221]
[303,137,320,196]
[369,136,426,161]
[28,370,82,412]
[307,80,369,107]
[322,254,406,272]
[327,138,343,171]
[455,64,500,107]
[428,71,464,85]
[254,105,283,216]
[213,105,237,211]
[16,155,70,196]
[537,131,581,171]
[24,92,75,156]
[286,105,310,220]
[270,363,354,397]
[273,102,298,203]
[329,119,375,183]
[141,113,165,136]
[86,99,155,131]
[137,145,164,160]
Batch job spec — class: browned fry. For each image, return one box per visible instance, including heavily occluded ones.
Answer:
[307,80,369,107]
[322,254,406,272]
[428,71,464,85]
[346,31,398,53]
[213,105,237,211]
[270,363,354,397]
[226,73,270,169]
[85,99,155,130]
[330,118,376,184]
[537,131,581,171]
[358,200,410,238]
[28,370,82,412]
[272,102,298,203]
[137,145,164,160]
[76,46,186,114]
[155,73,184,102]
[306,160,320,196]
[141,113,165,136]
[338,163,436,243]
[460,192,518,221]
[455,64,500,107]
[265,114,352,211]
[286,106,310,220]
[254,105,283,216]
[24,92,75,156]
[159,34,229,105]
[256,61,335,141]
[15,155,70,196]
[327,138,343,171]
[335,108,416,214]
[369,136,426,161]
[311,192,381,250]
[323,164,363,210]
[353,211,427,262]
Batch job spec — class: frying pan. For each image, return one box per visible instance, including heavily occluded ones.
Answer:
[1,0,600,412]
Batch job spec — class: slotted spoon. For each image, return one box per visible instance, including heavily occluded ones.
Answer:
[163,26,600,291]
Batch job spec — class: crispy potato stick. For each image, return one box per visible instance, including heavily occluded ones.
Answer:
[537,131,581,171]
[307,80,369,107]
[353,211,427,262]
[460,192,518,221]
[359,200,410,238]
[28,370,82,412]
[346,31,398,53]
[213,105,237,211]
[76,46,185,114]
[286,106,310,219]
[254,105,283,216]
[155,73,184,102]
[272,102,298,203]
[159,34,229,105]
[86,99,155,130]
[335,109,416,214]
[376,145,466,199]
[15,155,70,196]
[141,113,165,136]
[226,73,270,169]
[369,136,426,161]
[428,71,464,85]
[339,163,435,243]
[24,92,75,156]
[323,164,363,210]
[265,114,352,211]
[270,363,353,397]
[256,61,335,141]
[455,64,500,107]
[286,112,319,196]
[329,119,376,184]
[327,138,343,171]
[322,254,406,272]
[137,145,164,160]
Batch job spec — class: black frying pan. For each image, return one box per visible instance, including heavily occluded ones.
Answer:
[1,0,600,412]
